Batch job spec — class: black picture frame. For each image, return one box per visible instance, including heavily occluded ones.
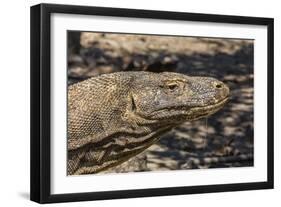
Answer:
[30,3,274,203]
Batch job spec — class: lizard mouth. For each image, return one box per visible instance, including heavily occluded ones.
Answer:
[187,96,229,120]
[148,96,229,121]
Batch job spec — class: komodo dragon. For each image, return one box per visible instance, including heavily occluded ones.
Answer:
[67,71,229,175]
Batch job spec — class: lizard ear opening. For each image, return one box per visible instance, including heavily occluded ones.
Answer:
[130,94,136,112]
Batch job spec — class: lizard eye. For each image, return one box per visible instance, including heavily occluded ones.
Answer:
[167,83,178,90]
[160,80,183,94]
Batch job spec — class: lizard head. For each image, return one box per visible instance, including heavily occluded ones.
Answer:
[68,71,230,175]
[129,72,229,124]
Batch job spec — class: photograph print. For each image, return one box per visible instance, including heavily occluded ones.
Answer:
[67,31,254,176]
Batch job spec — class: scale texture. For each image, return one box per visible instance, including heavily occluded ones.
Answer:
[67,71,229,175]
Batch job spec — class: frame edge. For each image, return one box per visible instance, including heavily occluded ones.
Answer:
[267,18,274,189]
[30,4,42,203]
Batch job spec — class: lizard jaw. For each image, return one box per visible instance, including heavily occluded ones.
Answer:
[147,96,229,121]
[186,96,229,120]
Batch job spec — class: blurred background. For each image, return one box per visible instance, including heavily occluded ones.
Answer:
[67,31,254,173]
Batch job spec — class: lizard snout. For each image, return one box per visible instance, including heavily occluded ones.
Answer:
[213,81,230,101]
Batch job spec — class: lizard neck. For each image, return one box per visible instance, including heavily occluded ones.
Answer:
[69,125,172,175]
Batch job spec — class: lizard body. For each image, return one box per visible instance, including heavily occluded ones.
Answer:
[67,71,229,175]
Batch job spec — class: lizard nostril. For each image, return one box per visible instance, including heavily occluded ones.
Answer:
[215,83,223,89]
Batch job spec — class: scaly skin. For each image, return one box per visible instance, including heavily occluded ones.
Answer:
[67,71,229,175]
